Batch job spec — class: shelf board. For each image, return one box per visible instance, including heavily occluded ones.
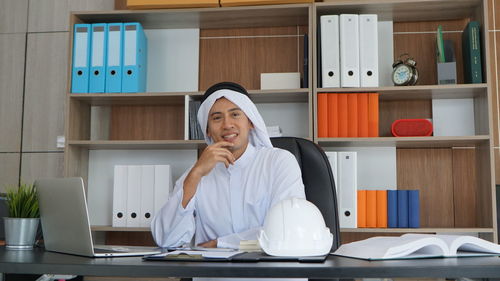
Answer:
[72,4,309,29]
[69,89,309,106]
[317,135,490,148]
[317,84,488,101]
[341,228,495,234]
[68,140,206,150]
[316,0,482,22]
[91,226,495,234]
[91,226,151,232]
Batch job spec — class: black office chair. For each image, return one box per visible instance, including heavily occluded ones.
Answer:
[270,137,341,251]
[271,137,342,281]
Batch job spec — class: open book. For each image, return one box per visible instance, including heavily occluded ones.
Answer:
[332,234,500,260]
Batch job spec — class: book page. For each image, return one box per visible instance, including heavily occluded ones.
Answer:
[332,236,447,260]
[448,235,500,255]
[403,234,500,256]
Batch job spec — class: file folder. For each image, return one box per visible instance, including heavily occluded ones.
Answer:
[325,151,338,187]
[140,165,155,227]
[359,14,379,87]
[408,190,420,228]
[340,14,360,87]
[71,24,91,93]
[89,23,107,93]
[154,165,172,215]
[127,165,142,227]
[365,190,376,228]
[357,190,366,228]
[106,23,123,93]
[112,165,128,227]
[387,190,398,228]
[397,190,409,228]
[337,151,357,228]
[320,15,340,87]
[122,22,148,93]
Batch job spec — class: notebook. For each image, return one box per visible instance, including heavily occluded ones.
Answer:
[35,177,161,257]
[145,251,328,263]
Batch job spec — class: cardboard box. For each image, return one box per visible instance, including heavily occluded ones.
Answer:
[126,0,219,9]
[220,0,313,7]
[260,72,300,90]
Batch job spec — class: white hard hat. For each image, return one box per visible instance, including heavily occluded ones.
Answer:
[258,197,333,257]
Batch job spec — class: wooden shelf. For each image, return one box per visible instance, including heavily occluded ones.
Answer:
[91,226,151,232]
[316,0,483,22]
[72,4,310,29]
[341,228,495,234]
[68,140,206,150]
[69,89,309,106]
[317,84,488,101]
[317,135,490,148]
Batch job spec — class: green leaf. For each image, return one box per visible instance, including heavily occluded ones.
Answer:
[4,182,39,218]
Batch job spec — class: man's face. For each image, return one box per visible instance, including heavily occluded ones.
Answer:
[207,98,254,159]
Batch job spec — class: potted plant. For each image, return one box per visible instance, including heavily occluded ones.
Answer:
[3,183,40,249]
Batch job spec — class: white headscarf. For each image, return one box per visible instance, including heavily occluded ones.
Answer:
[197,89,273,148]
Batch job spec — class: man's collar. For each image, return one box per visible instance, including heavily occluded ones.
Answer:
[227,142,256,172]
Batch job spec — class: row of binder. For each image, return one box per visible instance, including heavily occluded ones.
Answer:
[388,189,420,228]
[72,22,147,93]
[317,93,379,138]
[112,165,173,227]
[357,190,420,228]
[320,14,379,88]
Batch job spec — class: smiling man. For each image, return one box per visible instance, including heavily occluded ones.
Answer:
[151,82,305,253]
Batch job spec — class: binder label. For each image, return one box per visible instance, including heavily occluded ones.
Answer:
[91,30,105,67]
[74,30,88,67]
[108,30,121,66]
[124,30,137,66]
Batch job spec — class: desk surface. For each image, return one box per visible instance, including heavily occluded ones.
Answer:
[2,247,500,279]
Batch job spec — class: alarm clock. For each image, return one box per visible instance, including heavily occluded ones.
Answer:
[392,54,419,86]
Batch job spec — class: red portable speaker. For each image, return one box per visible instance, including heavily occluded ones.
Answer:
[391,119,433,137]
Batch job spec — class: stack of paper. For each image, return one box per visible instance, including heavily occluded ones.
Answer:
[239,240,262,252]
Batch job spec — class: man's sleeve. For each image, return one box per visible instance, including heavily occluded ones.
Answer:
[269,149,306,207]
[150,170,197,248]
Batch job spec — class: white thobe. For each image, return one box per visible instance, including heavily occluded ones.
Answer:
[151,143,307,281]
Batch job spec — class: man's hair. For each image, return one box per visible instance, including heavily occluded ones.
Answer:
[201,82,250,103]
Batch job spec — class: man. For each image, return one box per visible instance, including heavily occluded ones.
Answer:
[151,82,306,250]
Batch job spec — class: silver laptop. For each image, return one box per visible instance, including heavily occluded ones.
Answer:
[35,177,161,257]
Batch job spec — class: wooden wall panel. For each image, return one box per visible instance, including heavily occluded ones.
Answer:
[23,32,68,152]
[21,152,64,183]
[0,153,21,192]
[109,105,184,140]
[28,0,115,32]
[452,148,478,227]
[379,100,432,137]
[199,26,306,90]
[0,0,28,34]
[397,148,454,228]
[0,34,26,152]
[393,19,468,85]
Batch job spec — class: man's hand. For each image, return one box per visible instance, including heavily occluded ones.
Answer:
[198,239,217,248]
[182,141,235,208]
[192,141,236,176]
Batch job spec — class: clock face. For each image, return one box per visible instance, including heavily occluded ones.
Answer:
[392,64,412,86]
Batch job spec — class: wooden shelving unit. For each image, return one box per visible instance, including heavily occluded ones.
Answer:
[65,0,496,243]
